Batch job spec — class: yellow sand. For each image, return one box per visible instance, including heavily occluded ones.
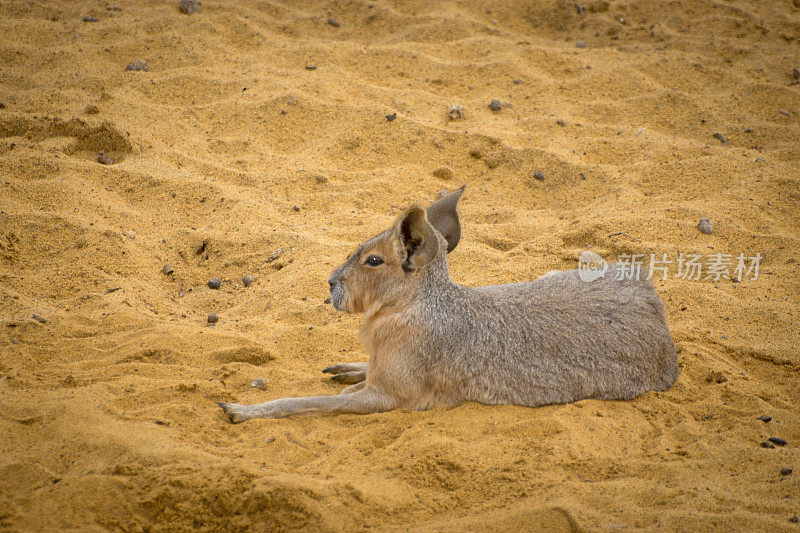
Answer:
[1,0,798,531]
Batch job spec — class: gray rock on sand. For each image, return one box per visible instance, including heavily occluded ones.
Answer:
[207,313,219,324]
[488,100,502,111]
[125,59,149,72]
[697,218,713,234]
[250,378,267,390]
[208,278,222,289]
[179,0,201,14]
[447,105,464,120]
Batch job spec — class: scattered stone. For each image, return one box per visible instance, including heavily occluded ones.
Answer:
[712,132,728,145]
[769,437,788,446]
[305,65,317,70]
[469,148,483,159]
[697,218,714,235]
[106,6,122,11]
[162,264,174,275]
[32,313,47,324]
[580,173,586,180]
[513,78,523,84]
[761,441,775,449]
[432,167,453,180]
[757,415,772,423]
[386,113,397,121]
[790,515,799,523]
[706,370,727,383]
[556,118,566,126]
[125,59,149,72]
[179,0,201,14]
[250,377,267,390]
[327,17,340,27]
[292,205,300,212]
[447,105,464,120]
[267,248,284,263]
[266,436,277,444]
[85,104,100,115]
[576,40,587,48]
[207,278,222,289]
[104,287,121,294]
[242,276,252,287]
[207,313,219,324]
[779,110,792,118]
[533,170,545,180]
[96,151,113,165]
[488,99,502,111]
[82,16,99,22]
[780,467,793,476]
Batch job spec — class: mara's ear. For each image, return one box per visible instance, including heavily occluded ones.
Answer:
[393,206,440,273]
[427,185,465,253]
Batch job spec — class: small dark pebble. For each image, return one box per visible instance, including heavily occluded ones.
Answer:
[162,264,174,275]
[769,437,788,446]
[790,515,799,523]
[761,441,775,449]
[305,65,317,70]
[104,287,121,294]
[576,40,587,48]
[208,278,222,290]
[97,152,113,165]
[712,132,728,145]
[327,17,340,27]
[292,205,300,212]
[533,170,545,180]
[757,415,772,422]
[488,100,502,111]
[266,436,277,444]
[697,218,713,235]
[780,110,792,118]
[242,276,252,287]
[179,0,201,14]
[556,118,566,126]
[207,313,219,324]
[580,173,586,180]
[82,16,99,22]
[386,113,396,121]
[125,59,149,72]
[513,78,522,84]
[32,313,47,324]
[780,467,792,476]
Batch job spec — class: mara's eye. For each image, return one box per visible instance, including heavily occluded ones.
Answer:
[364,255,384,267]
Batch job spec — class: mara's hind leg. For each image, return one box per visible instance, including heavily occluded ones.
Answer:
[217,386,394,423]
[322,362,367,384]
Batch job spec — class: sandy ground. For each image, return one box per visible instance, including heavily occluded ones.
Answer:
[1,0,799,531]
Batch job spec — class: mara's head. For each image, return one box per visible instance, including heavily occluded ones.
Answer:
[327,186,465,314]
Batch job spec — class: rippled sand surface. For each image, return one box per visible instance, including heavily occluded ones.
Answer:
[1,0,798,530]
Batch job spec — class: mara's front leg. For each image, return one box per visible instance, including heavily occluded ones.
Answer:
[321,362,367,384]
[217,387,394,423]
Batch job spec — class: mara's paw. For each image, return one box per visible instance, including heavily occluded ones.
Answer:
[321,362,367,375]
[330,371,366,384]
[216,402,249,424]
